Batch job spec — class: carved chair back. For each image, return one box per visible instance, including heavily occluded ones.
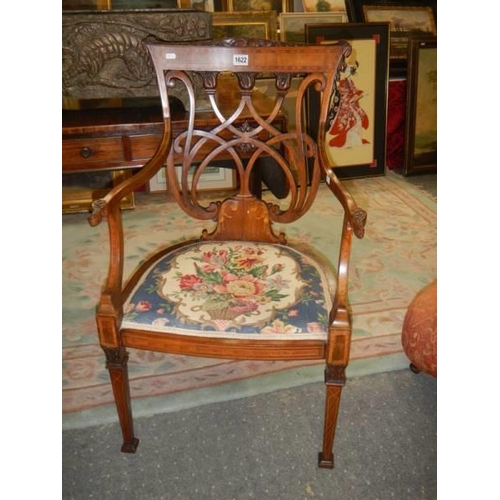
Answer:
[145,39,353,243]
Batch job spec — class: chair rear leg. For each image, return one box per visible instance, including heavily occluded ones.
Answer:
[103,347,139,453]
[318,367,345,469]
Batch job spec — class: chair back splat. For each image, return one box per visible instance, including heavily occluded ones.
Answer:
[88,38,367,469]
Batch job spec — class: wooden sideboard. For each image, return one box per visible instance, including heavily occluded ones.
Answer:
[63,103,161,212]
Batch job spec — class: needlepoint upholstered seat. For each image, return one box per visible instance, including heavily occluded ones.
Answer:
[88,38,367,469]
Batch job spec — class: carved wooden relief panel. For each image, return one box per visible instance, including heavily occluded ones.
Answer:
[62,10,212,99]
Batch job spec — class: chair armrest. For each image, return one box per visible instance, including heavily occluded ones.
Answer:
[86,121,172,306]
[321,167,367,314]
[88,121,172,227]
[324,168,367,239]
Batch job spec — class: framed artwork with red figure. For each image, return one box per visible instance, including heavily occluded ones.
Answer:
[305,22,389,178]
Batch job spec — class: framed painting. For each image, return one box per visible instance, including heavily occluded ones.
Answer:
[149,163,236,193]
[403,36,437,175]
[62,170,135,214]
[224,0,292,13]
[177,0,215,10]
[302,0,347,13]
[349,0,436,75]
[279,12,347,42]
[110,0,178,8]
[212,11,278,39]
[62,0,110,8]
[305,22,390,178]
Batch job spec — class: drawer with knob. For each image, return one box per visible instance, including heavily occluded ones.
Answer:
[62,137,125,171]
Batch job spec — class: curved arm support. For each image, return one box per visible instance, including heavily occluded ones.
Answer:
[326,217,355,371]
[88,120,172,227]
[332,217,353,315]
[86,119,172,313]
[100,202,125,310]
[324,168,367,240]
[322,168,367,316]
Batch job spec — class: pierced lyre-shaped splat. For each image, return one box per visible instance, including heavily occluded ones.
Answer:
[148,38,350,241]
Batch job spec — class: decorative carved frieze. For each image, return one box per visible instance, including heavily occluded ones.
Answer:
[62,9,212,99]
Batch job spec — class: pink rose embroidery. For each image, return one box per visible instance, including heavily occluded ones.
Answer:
[135,301,152,312]
[179,274,203,290]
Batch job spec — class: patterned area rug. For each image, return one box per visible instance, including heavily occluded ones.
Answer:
[62,172,436,428]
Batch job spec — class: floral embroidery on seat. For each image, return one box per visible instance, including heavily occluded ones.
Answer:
[123,242,332,338]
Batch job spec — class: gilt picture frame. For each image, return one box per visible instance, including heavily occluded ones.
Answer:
[62,0,111,9]
[305,22,390,178]
[302,0,347,13]
[224,0,292,13]
[402,36,437,175]
[212,11,278,39]
[62,170,135,214]
[111,0,178,8]
[279,12,347,42]
[177,0,215,10]
[149,163,236,193]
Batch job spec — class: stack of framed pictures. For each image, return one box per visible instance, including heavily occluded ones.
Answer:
[346,0,437,76]
[62,0,436,188]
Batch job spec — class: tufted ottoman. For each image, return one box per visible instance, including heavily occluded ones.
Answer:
[401,280,437,378]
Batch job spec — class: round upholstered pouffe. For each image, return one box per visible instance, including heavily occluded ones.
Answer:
[401,280,437,378]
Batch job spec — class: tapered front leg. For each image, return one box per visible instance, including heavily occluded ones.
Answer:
[318,366,345,469]
[103,347,139,453]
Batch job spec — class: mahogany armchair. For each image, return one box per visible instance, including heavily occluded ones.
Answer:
[88,38,367,468]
